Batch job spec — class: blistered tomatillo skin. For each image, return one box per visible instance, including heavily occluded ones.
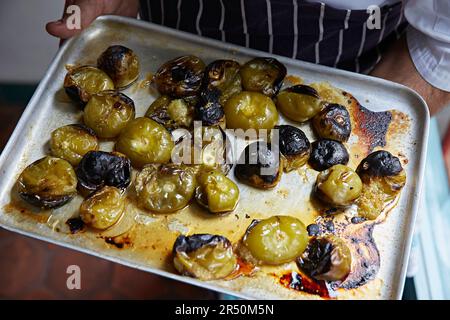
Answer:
[115,117,174,168]
[234,142,282,189]
[79,186,125,230]
[297,236,352,282]
[196,59,241,128]
[275,125,311,172]
[76,151,131,195]
[309,139,349,171]
[276,85,323,123]
[17,156,77,209]
[242,215,309,265]
[64,66,114,106]
[201,59,242,105]
[135,164,196,214]
[50,124,99,166]
[97,45,140,89]
[357,150,403,178]
[199,127,230,174]
[315,164,362,207]
[173,234,237,280]
[154,55,205,98]
[175,126,231,176]
[355,150,406,220]
[84,91,136,138]
[195,169,239,214]
[224,91,278,131]
[312,103,352,142]
[145,95,194,130]
[240,57,286,97]
[195,89,226,128]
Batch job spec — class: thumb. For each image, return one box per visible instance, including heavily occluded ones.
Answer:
[46,0,101,40]
[46,19,81,40]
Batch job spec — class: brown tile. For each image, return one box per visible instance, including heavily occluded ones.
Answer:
[20,287,58,300]
[0,229,15,246]
[0,104,24,150]
[164,282,217,300]
[45,247,113,299]
[0,236,47,297]
[110,263,217,299]
[90,290,122,300]
[111,264,171,299]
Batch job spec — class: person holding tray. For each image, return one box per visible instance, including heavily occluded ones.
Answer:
[46,0,449,115]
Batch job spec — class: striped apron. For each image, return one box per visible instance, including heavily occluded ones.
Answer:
[139,0,407,74]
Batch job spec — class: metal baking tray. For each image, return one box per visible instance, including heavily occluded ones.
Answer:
[0,16,429,299]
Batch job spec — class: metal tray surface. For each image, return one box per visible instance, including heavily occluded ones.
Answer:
[0,16,429,300]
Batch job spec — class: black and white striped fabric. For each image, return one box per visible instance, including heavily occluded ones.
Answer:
[139,0,407,74]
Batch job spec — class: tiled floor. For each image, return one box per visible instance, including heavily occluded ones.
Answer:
[0,88,217,299]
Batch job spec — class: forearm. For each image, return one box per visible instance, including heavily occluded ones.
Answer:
[370,35,450,115]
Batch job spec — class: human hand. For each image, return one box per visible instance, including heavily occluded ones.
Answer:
[46,0,139,41]
[370,35,450,116]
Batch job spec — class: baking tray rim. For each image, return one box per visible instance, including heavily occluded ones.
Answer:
[0,15,430,300]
